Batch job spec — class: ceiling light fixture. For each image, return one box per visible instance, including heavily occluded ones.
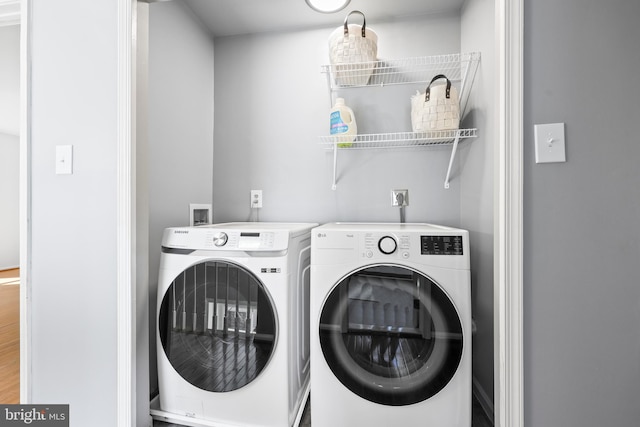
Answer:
[305,0,351,14]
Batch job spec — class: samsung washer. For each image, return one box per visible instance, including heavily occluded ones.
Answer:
[310,223,471,427]
[152,222,317,427]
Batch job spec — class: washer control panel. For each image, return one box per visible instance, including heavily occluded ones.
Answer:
[213,231,276,250]
[361,232,463,259]
[362,233,413,259]
[163,227,287,251]
[420,235,464,255]
[212,232,228,247]
[377,236,397,254]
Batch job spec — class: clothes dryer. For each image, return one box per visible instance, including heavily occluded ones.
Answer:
[152,222,317,427]
[310,223,471,427]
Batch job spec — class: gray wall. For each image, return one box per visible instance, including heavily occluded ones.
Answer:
[213,13,463,226]
[213,6,495,407]
[214,6,495,411]
[0,24,20,270]
[148,0,215,396]
[460,0,495,414]
[30,0,119,424]
[212,4,496,411]
[524,1,640,426]
[136,4,150,426]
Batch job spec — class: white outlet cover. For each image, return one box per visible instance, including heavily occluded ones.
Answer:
[250,190,263,208]
[534,123,566,163]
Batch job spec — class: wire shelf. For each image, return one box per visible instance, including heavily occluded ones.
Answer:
[319,52,481,190]
[321,52,481,89]
[319,129,478,149]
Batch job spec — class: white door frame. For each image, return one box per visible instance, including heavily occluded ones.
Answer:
[18,0,31,406]
[115,0,136,425]
[495,0,524,426]
[19,0,524,426]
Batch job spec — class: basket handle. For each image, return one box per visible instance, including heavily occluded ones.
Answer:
[343,10,367,38]
[425,74,452,102]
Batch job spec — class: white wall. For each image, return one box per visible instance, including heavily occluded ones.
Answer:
[147,0,215,396]
[30,0,119,425]
[0,24,19,135]
[0,24,20,270]
[213,13,463,225]
[460,0,495,416]
[524,0,640,426]
[0,132,19,270]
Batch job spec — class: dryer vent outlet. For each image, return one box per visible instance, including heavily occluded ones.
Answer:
[391,189,409,207]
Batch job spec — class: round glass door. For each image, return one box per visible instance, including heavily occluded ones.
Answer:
[159,261,277,392]
[319,265,463,406]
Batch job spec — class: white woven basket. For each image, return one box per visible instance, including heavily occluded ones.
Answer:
[411,74,460,132]
[328,10,378,86]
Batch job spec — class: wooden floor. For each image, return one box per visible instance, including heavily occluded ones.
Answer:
[0,268,20,404]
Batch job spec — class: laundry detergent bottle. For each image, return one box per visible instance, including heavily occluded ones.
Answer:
[330,98,357,148]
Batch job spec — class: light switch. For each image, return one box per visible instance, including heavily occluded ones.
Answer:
[534,123,566,163]
[56,145,73,175]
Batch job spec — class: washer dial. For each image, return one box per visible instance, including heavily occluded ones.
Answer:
[378,236,398,255]
[213,232,228,247]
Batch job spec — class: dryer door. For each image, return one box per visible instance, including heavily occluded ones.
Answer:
[159,260,277,392]
[319,264,463,406]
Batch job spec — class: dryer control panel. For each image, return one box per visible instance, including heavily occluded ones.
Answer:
[360,233,465,259]
[362,232,412,259]
[311,223,470,270]
[163,227,288,252]
[234,231,276,250]
[420,235,464,255]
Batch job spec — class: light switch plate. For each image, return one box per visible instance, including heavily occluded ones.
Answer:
[55,145,73,174]
[534,123,566,163]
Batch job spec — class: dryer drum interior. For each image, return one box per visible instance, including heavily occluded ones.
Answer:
[319,265,463,406]
[159,261,277,392]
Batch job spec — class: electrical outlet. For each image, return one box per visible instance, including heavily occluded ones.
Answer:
[391,190,409,207]
[250,190,263,208]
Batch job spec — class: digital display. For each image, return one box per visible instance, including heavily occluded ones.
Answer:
[421,235,464,255]
[240,232,260,237]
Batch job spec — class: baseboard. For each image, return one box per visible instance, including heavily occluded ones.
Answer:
[472,376,495,426]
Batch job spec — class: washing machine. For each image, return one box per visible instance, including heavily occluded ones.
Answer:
[153,222,317,427]
[310,223,471,427]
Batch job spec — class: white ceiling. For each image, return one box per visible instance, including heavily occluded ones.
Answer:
[180,0,465,37]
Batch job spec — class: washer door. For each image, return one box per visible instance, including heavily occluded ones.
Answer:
[159,261,277,392]
[319,265,463,406]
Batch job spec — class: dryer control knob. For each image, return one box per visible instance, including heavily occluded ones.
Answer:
[378,236,397,255]
[213,232,228,247]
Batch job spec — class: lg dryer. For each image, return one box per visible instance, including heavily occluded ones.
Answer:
[310,223,471,427]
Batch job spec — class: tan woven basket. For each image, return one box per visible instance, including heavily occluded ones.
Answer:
[411,74,460,132]
[328,10,378,86]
